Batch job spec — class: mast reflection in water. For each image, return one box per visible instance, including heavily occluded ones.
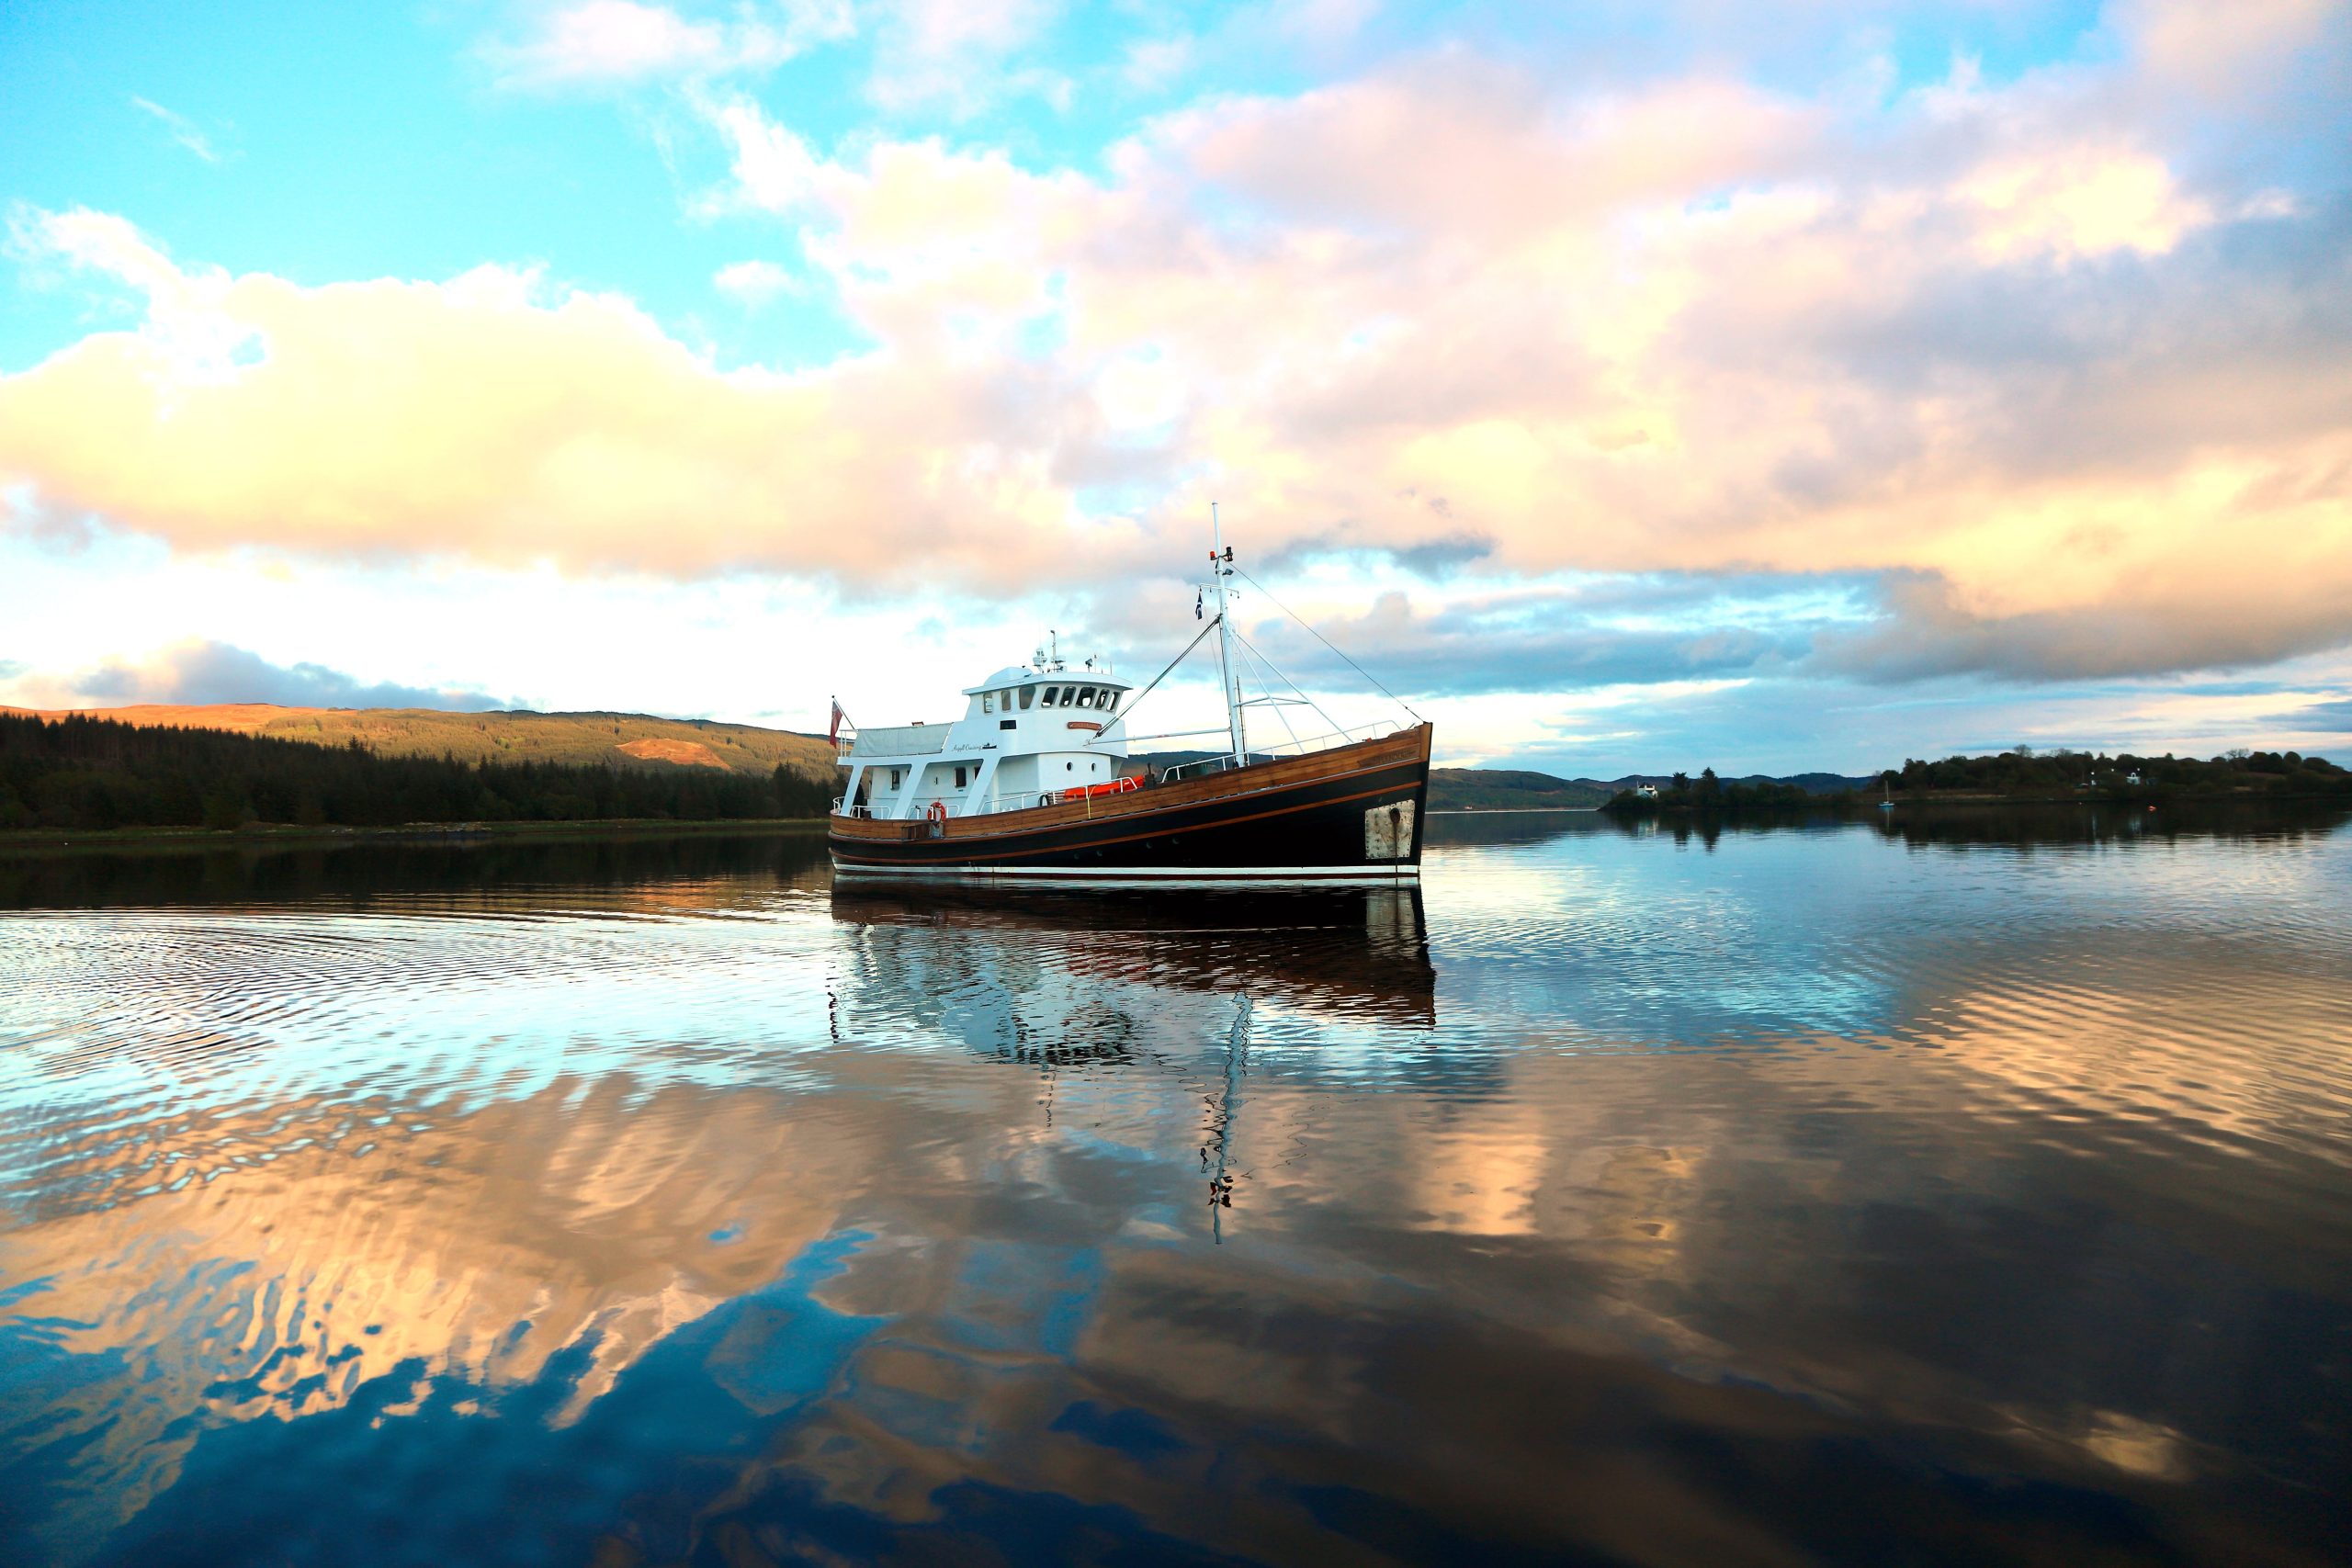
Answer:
[2,808,2348,1566]
[828,884,1431,1249]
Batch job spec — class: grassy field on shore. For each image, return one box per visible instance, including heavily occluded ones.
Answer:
[0,704,839,779]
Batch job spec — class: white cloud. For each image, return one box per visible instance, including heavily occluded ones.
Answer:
[9,10,2352,685]
[865,0,1066,113]
[1121,35,1194,92]
[129,96,223,164]
[1279,0,1379,48]
[713,258,800,304]
[2118,0,2340,97]
[695,94,826,212]
[9,208,256,387]
[0,208,1125,592]
[1959,146,2211,262]
[72,639,505,710]
[481,0,853,88]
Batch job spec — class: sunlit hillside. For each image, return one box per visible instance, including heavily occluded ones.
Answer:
[1428,768,1611,811]
[0,705,840,780]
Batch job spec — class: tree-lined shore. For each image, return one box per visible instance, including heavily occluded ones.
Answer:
[1605,748,2352,814]
[10,709,2346,841]
[1,712,834,834]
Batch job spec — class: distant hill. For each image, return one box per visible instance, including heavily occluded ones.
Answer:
[1429,768,1611,811]
[1,710,832,833]
[1740,772,1876,795]
[0,705,840,781]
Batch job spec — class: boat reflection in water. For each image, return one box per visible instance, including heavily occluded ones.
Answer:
[829,884,1435,1247]
[828,882,1436,1052]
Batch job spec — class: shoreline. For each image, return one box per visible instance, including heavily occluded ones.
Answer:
[0,818,831,854]
[1428,807,1600,816]
[1605,789,2352,817]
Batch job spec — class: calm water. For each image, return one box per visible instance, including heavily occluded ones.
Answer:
[3,807,2349,1566]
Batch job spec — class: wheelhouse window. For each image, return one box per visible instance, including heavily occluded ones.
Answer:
[981,692,994,714]
[1102,691,1119,714]
[1075,687,1094,708]
[1019,686,1035,710]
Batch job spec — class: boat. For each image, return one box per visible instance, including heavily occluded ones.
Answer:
[828,516,1431,885]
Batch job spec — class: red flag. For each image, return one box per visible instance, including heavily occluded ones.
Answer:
[829,700,843,745]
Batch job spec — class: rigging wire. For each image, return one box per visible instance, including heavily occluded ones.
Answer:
[1230,629,1306,752]
[1233,567,1422,722]
[1091,613,1222,747]
[1227,620,1336,749]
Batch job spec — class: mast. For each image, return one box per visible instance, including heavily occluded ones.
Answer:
[1211,503,1248,766]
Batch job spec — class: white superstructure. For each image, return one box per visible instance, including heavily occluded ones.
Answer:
[837,660,1135,819]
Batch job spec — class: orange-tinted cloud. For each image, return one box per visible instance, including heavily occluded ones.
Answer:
[4,11,2348,680]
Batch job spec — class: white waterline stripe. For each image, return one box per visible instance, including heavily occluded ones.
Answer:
[832,863,1419,885]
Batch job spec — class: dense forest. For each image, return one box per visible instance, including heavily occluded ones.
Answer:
[1883,747,2349,798]
[0,713,835,832]
[1606,748,2351,813]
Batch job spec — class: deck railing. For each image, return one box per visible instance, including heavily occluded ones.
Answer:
[1157,719,1410,782]
[831,718,1415,818]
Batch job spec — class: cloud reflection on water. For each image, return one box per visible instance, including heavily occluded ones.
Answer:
[1,813,2348,1564]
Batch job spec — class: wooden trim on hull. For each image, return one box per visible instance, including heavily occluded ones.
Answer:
[829,722,1431,877]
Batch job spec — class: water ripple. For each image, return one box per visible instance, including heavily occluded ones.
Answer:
[2,813,2348,1564]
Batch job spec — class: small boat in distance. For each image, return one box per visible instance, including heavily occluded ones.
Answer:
[828,515,1430,885]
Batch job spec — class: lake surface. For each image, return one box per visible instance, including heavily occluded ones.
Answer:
[3,807,2349,1566]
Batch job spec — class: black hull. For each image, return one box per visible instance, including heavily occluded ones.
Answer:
[831,753,1428,884]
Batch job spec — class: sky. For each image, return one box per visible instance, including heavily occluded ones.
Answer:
[1,0,2347,777]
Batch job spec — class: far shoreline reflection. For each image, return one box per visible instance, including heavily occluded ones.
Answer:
[1426,796,2352,852]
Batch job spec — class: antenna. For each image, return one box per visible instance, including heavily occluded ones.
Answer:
[1210,503,1248,766]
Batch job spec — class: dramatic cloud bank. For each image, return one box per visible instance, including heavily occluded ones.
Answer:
[72,640,506,710]
[3,0,2347,695]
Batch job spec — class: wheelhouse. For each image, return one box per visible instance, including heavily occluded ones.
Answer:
[836,664,1136,820]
